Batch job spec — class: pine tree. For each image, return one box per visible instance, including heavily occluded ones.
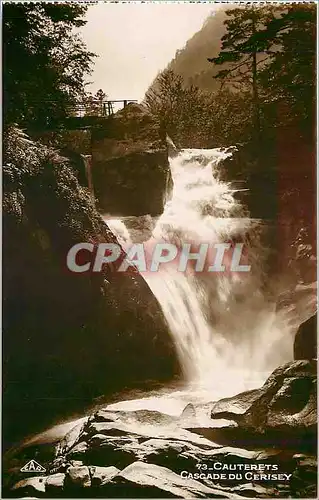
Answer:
[208,6,276,144]
[257,5,316,140]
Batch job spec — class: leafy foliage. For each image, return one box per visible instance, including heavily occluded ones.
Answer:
[146,5,315,151]
[145,70,253,148]
[3,127,110,245]
[3,3,95,128]
[82,89,108,116]
[209,4,316,143]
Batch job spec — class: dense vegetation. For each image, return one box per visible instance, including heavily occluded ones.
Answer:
[145,3,316,276]
[145,4,316,157]
[3,3,95,128]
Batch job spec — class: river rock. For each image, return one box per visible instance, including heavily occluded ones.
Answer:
[66,465,91,488]
[8,378,318,498]
[113,461,239,498]
[12,476,47,495]
[290,454,317,498]
[90,465,120,486]
[67,440,88,460]
[210,388,263,420]
[237,360,317,450]
[57,419,87,452]
[45,473,65,491]
[294,314,317,360]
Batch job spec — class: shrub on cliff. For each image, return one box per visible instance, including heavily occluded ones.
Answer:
[3,127,116,246]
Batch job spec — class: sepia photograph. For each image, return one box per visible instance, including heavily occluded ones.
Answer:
[2,1,317,498]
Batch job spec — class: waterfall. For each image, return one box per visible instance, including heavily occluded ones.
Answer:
[106,147,294,399]
[81,154,94,200]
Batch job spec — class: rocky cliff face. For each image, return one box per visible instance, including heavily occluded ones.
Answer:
[91,104,172,216]
[3,128,180,449]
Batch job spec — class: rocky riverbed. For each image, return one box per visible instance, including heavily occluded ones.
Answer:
[4,360,316,498]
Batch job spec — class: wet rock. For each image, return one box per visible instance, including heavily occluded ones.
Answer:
[240,361,316,434]
[180,403,198,427]
[93,150,171,216]
[82,430,138,468]
[290,454,317,498]
[221,482,275,497]
[45,473,65,492]
[125,215,156,243]
[224,360,317,453]
[194,361,317,452]
[137,439,264,474]
[114,461,239,498]
[56,419,87,456]
[12,476,47,496]
[66,465,91,488]
[89,433,109,446]
[118,409,178,427]
[294,314,317,360]
[66,440,88,460]
[90,465,120,486]
[92,410,120,423]
[210,389,263,421]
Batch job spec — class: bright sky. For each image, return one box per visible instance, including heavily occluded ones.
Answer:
[81,2,220,102]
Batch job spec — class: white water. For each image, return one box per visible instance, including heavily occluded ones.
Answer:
[20,147,315,449]
[106,147,295,401]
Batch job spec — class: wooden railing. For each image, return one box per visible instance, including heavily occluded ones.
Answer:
[68,99,138,118]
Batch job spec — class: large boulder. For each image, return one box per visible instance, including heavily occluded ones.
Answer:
[7,392,317,498]
[208,360,316,452]
[3,128,180,449]
[294,314,317,360]
[91,103,172,216]
[240,361,316,437]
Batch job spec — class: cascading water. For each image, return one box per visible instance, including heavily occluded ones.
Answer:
[106,147,294,401]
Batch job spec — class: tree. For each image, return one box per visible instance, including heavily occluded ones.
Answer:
[257,5,316,141]
[208,5,316,144]
[145,70,185,138]
[145,68,256,149]
[145,70,207,147]
[3,3,95,129]
[83,89,108,117]
[207,6,276,144]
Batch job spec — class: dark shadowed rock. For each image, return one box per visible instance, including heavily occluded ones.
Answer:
[290,454,317,498]
[91,103,172,216]
[113,461,239,498]
[12,476,47,496]
[45,472,65,493]
[221,361,318,453]
[294,314,317,360]
[3,128,180,448]
[65,465,91,488]
[90,465,120,486]
[8,387,317,498]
